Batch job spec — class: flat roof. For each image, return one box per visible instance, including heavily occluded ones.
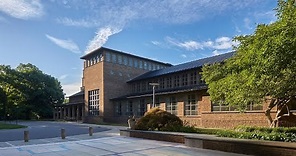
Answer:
[80,47,172,66]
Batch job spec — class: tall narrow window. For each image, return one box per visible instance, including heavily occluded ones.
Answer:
[129,58,133,67]
[112,54,117,63]
[166,96,177,115]
[166,77,172,88]
[138,99,146,116]
[115,101,122,115]
[139,60,143,69]
[126,101,133,115]
[184,94,197,116]
[118,55,122,64]
[123,56,128,65]
[134,59,138,68]
[88,89,99,116]
[174,75,180,87]
[105,52,111,62]
[190,72,197,85]
[182,74,188,86]
[144,61,147,70]
[155,97,160,108]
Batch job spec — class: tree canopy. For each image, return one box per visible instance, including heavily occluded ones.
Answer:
[0,63,64,119]
[202,0,296,127]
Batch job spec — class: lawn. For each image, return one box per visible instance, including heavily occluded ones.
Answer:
[0,122,27,129]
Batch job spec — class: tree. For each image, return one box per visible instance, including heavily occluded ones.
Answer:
[202,0,296,127]
[0,65,25,119]
[0,63,64,119]
[16,63,64,119]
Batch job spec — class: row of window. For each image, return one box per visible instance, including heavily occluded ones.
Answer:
[131,71,203,93]
[211,102,263,111]
[114,95,198,116]
[85,54,103,67]
[105,52,168,71]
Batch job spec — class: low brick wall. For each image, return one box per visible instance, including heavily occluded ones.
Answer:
[120,129,184,143]
[120,129,296,156]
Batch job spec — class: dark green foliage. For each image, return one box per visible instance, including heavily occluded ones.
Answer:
[135,108,183,131]
[0,63,64,120]
[201,0,296,127]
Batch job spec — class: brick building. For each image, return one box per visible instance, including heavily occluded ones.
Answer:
[54,47,282,128]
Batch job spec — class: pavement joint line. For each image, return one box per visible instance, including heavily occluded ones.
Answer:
[0,136,118,150]
[5,142,14,147]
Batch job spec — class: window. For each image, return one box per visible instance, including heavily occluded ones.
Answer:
[185,94,197,115]
[211,102,235,111]
[112,54,117,63]
[123,56,128,65]
[155,97,160,108]
[136,83,141,92]
[159,78,165,89]
[99,54,103,62]
[190,72,197,85]
[166,77,172,88]
[152,64,156,70]
[166,97,177,115]
[134,59,138,68]
[148,63,152,70]
[174,75,180,87]
[141,82,146,92]
[129,58,133,67]
[144,61,147,70]
[115,101,122,116]
[126,101,133,115]
[138,99,146,116]
[118,55,122,64]
[88,89,99,116]
[139,60,143,69]
[156,65,160,70]
[211,102,262,112]
[105,52,111,62]
[182,74,188,86]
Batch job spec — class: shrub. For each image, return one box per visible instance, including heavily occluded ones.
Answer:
[134,108,183,131]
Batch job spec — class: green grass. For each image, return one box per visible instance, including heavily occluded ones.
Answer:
[0,122,27,129]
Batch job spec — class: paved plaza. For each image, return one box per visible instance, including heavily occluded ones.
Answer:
[0,122,247,156]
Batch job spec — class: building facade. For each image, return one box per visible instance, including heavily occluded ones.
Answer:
[54,47,294,129]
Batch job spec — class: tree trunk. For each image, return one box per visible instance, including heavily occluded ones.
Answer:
[264,98,277,127]
[265,97,292,128]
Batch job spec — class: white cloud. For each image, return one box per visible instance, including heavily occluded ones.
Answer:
[166,36,238,51]
[244,18,252,30]
[151,41,160,46]
[53,0,262,54]
[46,34,81,54]
[59,74,68,80]
[181,54,187,58]
[85,27,122,54]
[62,81,81,96]
[56,17,98,28]
[212,50,221,56]
[254,10,276,24]
[56,0,262,28]
[0,0,44,20]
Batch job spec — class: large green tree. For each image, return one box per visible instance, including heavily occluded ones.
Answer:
[202,0,296,127]
[0,63,64,119]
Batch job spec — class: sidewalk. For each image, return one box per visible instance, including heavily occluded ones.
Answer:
[0,125,247,156]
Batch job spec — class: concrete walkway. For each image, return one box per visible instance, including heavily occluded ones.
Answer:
[0,125,247,156]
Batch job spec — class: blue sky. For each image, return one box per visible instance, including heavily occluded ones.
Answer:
[0,0,277,96]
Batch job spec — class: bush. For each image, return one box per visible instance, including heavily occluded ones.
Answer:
[134,108,183,131]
